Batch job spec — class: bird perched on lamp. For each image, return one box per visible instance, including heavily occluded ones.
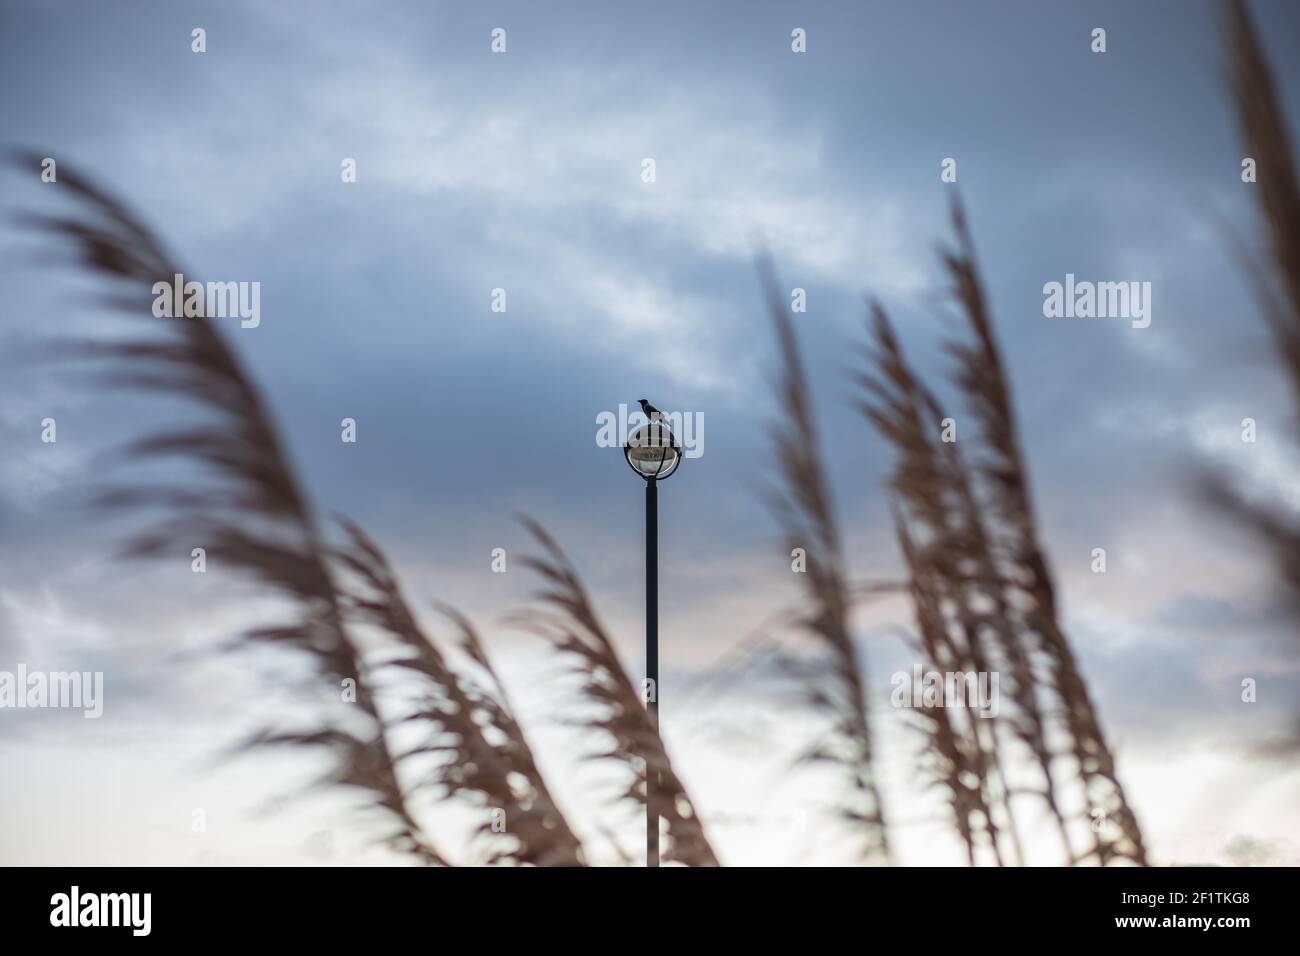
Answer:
[637,398,663,422]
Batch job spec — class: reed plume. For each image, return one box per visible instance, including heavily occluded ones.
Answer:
[860,201,1148,865]
[512,517,719,866]
[336,520,586,865]
[17,156,444,863]
[1213,0,1300,593]
[1225,0,1300,415]
[759,258,891,864]
[894,519,1004,865]
[942,200,1146,864]
[860,307,1022,865]
[1206,0,1300,747]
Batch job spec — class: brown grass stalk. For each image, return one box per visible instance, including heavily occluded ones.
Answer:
[511,517,719,866]
[941,198,1147,865]
[759,259,891,864]
[857,201,1147,865]
[1212,0,1300,601]
[1203,0,1300,749]
[336,520,586,865]
[894,519,1002,865]
[860,305,1023,866]
[1225,0,1300,413]
[17,158,445,864]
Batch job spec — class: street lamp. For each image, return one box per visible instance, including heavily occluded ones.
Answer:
[623,415,681,868]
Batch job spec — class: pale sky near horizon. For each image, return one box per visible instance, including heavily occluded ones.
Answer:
[2,0,1299,866]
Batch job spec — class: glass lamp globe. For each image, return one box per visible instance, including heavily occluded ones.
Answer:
[624,421,681,480]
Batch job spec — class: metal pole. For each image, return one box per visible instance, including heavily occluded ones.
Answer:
[646,477,659,868]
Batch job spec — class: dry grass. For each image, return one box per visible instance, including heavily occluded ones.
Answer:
[942,200,1146,865]
[759,258,891,864]
[1205,0,1300,747]
[15,155,726,864]
[860,306,1023,865]
[1225,0,1300,411]
[894,520,1009,865]
[15,152,1160,867]
[858,201,1147,865]
[511,517,719,866]
[15,157,735,865]
[36,27,1273,861]
[336,520,586,865]
[16,156,446,863]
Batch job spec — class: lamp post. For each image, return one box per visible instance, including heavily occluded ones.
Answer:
[623,414,681,868]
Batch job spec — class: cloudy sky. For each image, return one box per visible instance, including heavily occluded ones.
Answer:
[2,0,1299,866]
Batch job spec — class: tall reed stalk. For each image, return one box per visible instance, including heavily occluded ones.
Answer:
[860,307,1024,865]
[1208,0,1300,746]
[1217,0,1300,562]
[512,518,719,866]
[336,520,586,865]
[760,259,891,864]
[18,157,445,862]
[860,201,1147,865]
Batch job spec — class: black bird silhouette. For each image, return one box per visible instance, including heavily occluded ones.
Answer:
[637,398,663,421]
